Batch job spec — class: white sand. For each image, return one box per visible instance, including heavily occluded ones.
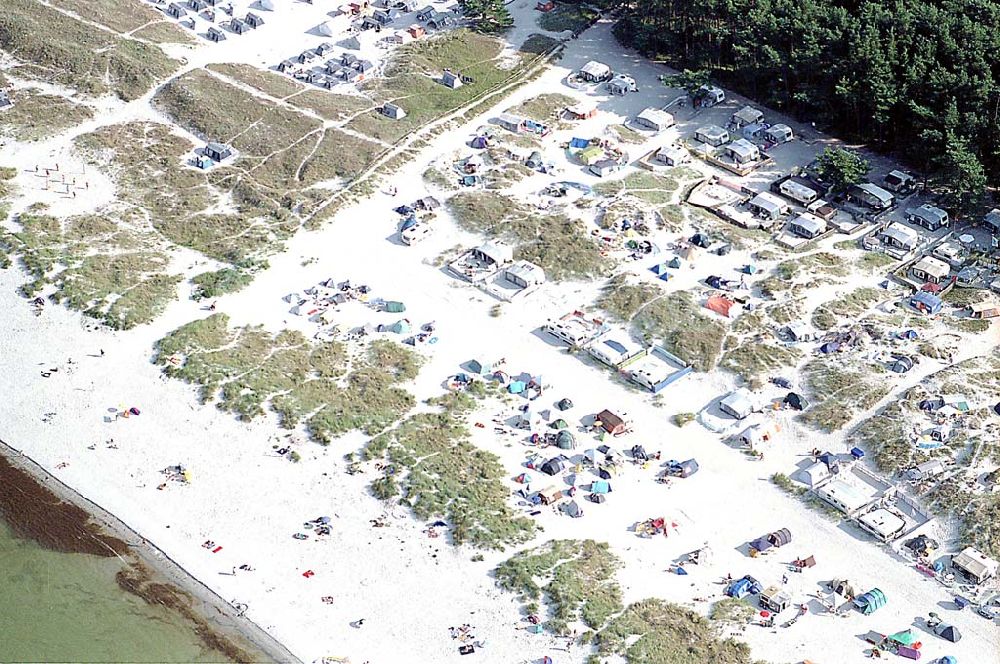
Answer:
[1,2,999,663]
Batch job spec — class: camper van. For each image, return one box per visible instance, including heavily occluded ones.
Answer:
[695,84,725,107]
[777,178,819,205]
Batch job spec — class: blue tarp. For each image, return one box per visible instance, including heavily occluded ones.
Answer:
[569,137,589,149]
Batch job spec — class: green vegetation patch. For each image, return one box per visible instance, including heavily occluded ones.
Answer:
[852,401,917,473]
[362,393,536,550]
[507,93,575,121]
[48,0,180,34]
[721,342,801,381]
[155,315,419,443]
[76,121,300,263]
[207,63,306,99]
[0,89,93,141]
[285,90,373,121]
[190,261,265,300]
[587,598,754,664]
[608,124,646,144]
[154,70,322,156]
[346,30,529,143]
[598,277,725,371]
[801,359,890,431]
[130,20,196,45]
[538,3,599,33]
[811,287,882,330]
[710,597,756,624]
[496,539,623,633]
[448,191,607,280]
[0,211,180,329]
[0,0,178,99]
[776,251,849,280]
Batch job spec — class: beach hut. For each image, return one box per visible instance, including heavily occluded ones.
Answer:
[854,588,888,615]
[595,409,628,436]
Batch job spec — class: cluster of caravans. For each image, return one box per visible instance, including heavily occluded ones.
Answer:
[542,312,692,393]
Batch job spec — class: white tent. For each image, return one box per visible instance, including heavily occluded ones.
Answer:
[258,0,274,10]
[316,21,334,37]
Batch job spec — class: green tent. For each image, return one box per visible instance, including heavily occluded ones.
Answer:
[578,145,604,165]
[887,630,916,646]
[853,588,887,615]
[384,301,406,313]
[549,419,569,430]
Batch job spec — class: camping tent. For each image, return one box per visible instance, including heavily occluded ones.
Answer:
[508,380,527,394]
[549,418,569,429]
[555,430,576,450]
[469,358,492,375]
[590,480,611,494]
[389,319,411,334]
[540,457,566,476]
[705,295,735,317]
[665,458,699,478]
[785,392,807,411]
[560,500,583,518]
[556,398,573,411]
[933,623,961,643]
[631,445,649,461]
[384,300,406,313]
[768,528,792,547]
[888,630,918,647]
[854,588,887,615]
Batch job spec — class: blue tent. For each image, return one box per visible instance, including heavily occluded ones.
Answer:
[591,480,610,494]
[658,272,671,282]
[820,342,840,354]
[675,566,688,575]
[853,588,887,615]
[749,537,773,553]
[850,447,865,460]
[399,216,417,231]
[471,136,488,149]
[706,275,724,289]
[938,656,957,664]
[468,358,492,375]
[742,264,758,274]
[394,205,414,215]
[390,319,411,334]
[569,137,589,149]
[508,380,527,394]
[650,263,670,275]
[900,329,919,340]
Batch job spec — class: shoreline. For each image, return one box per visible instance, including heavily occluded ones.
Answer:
[0,437,301,664]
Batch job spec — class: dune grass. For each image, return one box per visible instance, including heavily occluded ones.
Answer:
[0,90,93,141]
[506,93,575,121]
[0,0,178,99]
[362,392,537,550]
[285,89,373,121]
[155,315,420,443]
[800,359,890,431]
[206,63,306,100]
[587,598,754,664]
[154,70,322,156]
[811,287,882,330]
[346,29,534,143]
[598,277,725,371]
[448,191,607,280]
[1,211,181,329]
[496,539,623,634]
[721,342,801,382]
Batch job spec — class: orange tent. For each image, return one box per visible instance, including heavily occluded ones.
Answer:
[705,295,735,317]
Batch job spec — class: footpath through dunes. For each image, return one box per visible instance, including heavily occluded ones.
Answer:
[0,440,300,664]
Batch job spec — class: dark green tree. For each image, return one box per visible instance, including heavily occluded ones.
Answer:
[815,147,870,193]
[935,133,987,212]
[460,0,513,34]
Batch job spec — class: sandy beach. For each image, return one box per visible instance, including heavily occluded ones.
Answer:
[1,1,999,663]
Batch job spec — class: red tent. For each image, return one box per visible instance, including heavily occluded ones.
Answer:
[705,295,735,317]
